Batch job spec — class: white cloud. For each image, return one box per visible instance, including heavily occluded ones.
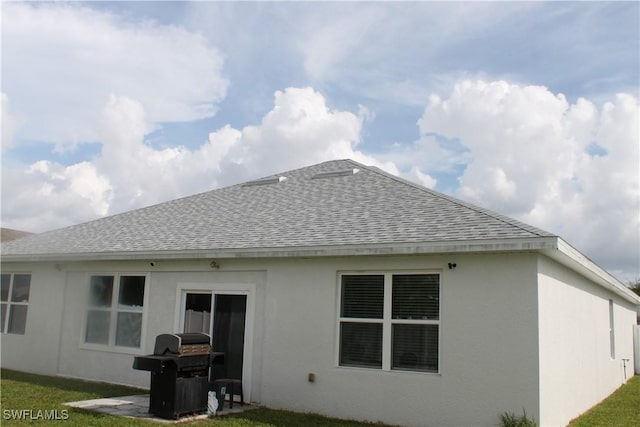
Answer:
[406,166,437,190]
[1,93,21,151]
[419,81,591,212]
[417,80,639,280]
[94,87,396,214]
[299,5,387,81]
[218,87,392,179]
[1,87,396,231]
[3,70,637,282]
[1,3,228,147]
[1,159,112,233]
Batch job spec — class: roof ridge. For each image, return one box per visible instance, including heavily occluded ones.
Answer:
[276,158,354,177]
[356,160,555,238]
[4,160,354,239]
[1,158,556,259]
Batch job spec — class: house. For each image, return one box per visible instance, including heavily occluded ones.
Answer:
[1,159,638,427]
[0,228,33,242]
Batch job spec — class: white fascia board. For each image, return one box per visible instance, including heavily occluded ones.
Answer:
[544,238,640,305]
[0,236,559,263]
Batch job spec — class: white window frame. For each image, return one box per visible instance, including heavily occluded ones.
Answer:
[80,273,149,353]
[336,271,441,373]
[174,282,256,403]
[1,273,31,335]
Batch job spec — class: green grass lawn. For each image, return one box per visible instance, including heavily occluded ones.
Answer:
[568,375,640,427]
[2,369,639,426]
[0,369,391,426]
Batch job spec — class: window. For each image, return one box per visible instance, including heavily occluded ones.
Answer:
[340,275,384,368]
[339,273,440,373]
[84,274,146,348]
[1,273,31,335]
[609,299,615,359]
[183,292,212,334]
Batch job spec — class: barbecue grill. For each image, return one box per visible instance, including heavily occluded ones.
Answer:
[133,333,224,419]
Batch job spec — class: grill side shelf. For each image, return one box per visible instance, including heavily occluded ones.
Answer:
[133,355,177,373]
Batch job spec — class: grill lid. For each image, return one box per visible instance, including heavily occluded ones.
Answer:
[154,333,211,356]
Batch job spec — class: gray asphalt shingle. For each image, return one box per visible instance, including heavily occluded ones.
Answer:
[1,159,554,258]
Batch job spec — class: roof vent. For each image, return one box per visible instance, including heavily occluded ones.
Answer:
[311,168,360,180]
[243,176,287,187]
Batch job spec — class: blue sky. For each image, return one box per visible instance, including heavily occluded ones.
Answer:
[1,1,639,281]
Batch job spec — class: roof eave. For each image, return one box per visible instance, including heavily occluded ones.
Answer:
[4,235,635,305]
[1,236,560,263]
[542,238,640,305]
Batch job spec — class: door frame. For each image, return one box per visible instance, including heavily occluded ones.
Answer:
[174,282,256,403]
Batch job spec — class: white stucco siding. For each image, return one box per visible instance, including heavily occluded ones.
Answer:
[52,260,266,390]
[53,267,143,386]
[635,326,640,374]
[537,255,637,427]
[257,253,540,427]
[0,263,66,375]
[3,254,541,427]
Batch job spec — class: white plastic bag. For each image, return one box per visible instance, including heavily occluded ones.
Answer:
[207,391,218,415]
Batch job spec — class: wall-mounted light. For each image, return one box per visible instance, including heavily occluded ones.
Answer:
[210,260,220,269]
[448,262,457,270]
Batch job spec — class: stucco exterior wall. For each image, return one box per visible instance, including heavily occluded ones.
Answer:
[0,262,67,375]
[256,253,540,427]
[2,253,541,427]
[53,260,268,393]
[537,255,637,427]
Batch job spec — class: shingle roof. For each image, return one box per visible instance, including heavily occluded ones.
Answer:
[0,228,33,243]
[1,159,555,260]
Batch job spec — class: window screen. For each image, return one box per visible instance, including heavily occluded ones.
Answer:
[119,276,145,308]
[85,274,145,348]
[339,272,440,373]
[11,274,31,303]
[85,310,111,345]
[89,276,114,307]
[339,275,384,368]
[1,273,31,335]
[116,312,143,347]
[341,275,384,319]
[392,324,439,372]
[1,274,10,301]
[392,274,439,320]
[340,322,383,368]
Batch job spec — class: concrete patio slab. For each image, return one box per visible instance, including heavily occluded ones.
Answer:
[64,394,256,424]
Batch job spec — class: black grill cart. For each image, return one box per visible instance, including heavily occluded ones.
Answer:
[133,333,224,419]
